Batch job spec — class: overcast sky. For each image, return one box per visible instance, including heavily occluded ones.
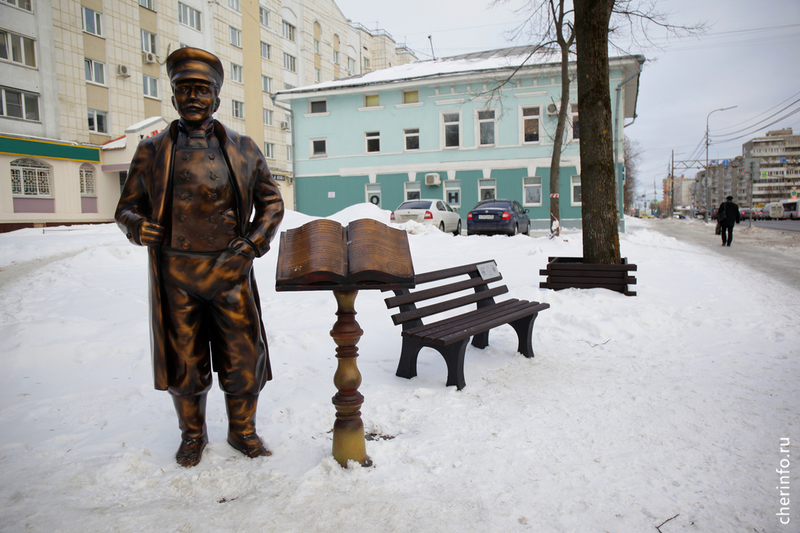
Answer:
[335,0,800,200]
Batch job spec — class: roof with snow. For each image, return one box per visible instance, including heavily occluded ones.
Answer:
[276,45,644,99]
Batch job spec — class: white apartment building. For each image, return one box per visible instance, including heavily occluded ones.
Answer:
[743,128,800,206]
[0,0,416,231]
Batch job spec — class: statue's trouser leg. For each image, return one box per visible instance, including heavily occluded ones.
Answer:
[225,393,271,458]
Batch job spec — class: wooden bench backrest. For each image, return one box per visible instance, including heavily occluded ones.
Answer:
[385,261,507,328]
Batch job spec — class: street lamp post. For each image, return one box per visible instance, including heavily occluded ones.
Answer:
[705,106,737,222]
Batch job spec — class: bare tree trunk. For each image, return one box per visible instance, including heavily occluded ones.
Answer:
[574,0,621,264]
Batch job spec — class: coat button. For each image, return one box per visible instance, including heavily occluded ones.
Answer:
[209,154,215,160]
[181,153,189,160]
[181,241,191,250]
[180,215,187,222]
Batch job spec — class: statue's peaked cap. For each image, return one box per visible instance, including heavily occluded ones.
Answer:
[166,47,224,88]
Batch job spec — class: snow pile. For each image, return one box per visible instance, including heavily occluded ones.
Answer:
[0,207,797,532]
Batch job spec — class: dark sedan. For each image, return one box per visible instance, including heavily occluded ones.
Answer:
[467,199,531,236]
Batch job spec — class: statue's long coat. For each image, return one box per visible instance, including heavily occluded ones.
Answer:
[115,120,284,390]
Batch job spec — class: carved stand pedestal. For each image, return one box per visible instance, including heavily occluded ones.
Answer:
[329,290,372,467]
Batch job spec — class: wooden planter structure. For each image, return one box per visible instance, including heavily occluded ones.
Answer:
[539,257,637,296]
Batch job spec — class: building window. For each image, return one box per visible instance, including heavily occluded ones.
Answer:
[286,144,293,161]
[309,100,327,114]
[229,26,242,47]
[84,59,105,84]
[283,53,296,72]
[139,0,155,10]
[479,178,496,201]
[282,21,296,41]
[2,0,32,11]
[0,86,39,121]
[478,109,496,146]
[443,112,460,148]
[79,163,96,196]
[231,63,243,83]
[311,138,327,157]
[347,56,356,75]
[364,94,380,107]
[366,131,380,153]
[81,7,103,37]
[88,108,108,133]
[11,158,51,196]
[522,106,540,143]
[261,41,271,59]
[333,49,340,64]
[263,108,273,125]
[571,104,579,140]
[143,74,159,98]
[178,3,201,31]
[259,6,269,26]
[523,176,542,206]
[404,128,419,151]
[314,39,321,54]
[140,30,157,54]
[363,57,370,71]
[232,100,244,119]
[262,75,272,92]
[228,0,240,11]
[0,31,36,68]
[263,142,275,159]
[403,90,419,104]
[366,183,382,207]
[404,181,421,201]
[444,179,461,207]
[571,175,581,205]
[314,68,321,83]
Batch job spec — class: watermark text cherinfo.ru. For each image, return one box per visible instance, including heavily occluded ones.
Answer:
[777,437,791,525]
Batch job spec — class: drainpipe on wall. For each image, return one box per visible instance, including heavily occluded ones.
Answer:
[613,58,643,228]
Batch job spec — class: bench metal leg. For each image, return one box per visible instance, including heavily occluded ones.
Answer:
[396,337,425,380]
[471,330,489,349]
[510,313,538,358]
[438,339,469,390]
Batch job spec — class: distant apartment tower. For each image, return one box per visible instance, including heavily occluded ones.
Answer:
[0,0,415,230]
[743,128,800,206]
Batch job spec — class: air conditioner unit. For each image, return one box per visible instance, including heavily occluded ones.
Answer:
[546,103,559,115]
[424,173,441,186]
[142,51,157,64]
[116,64,131,77]
[280,121,290,130]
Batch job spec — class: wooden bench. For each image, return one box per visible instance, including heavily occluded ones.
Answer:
[384,261,550,389]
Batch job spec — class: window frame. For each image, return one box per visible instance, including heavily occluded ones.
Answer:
[140,29,157,54]
[364,94,380,108]
[310,137,327,158]
[522,176,543,207]
[478,178,497,201]
[571,175,581,206]
[365,131,380,153]
[139,0,156,10]
[228,0,240,11]
[259,6,270,27]
[79,163,97,196]
[309,99,327,114]
[230,63,243,83]
[521,105,541,144]
[10,158,51,197]
[403,90,419,104]
[0,86,40,121]
[477,108,496,147]
[262,75,272,93]
[260,41,271,60]
[81,7,103,37]
[403,128,420,151]
[142,74,159,98]
[283,53,296,73]
[177,2,201,31]
[404,181,421,201]
[263,108,273,126]
[444,179,461,208]
[263,142,275,159]
[442,111,461,149]
[2,0,32,11]
[84,58,105,85]
[365,183,382,207]
[87,108,108,133]
[0,31,37,67]
[232,100,245,119]
[282,21,296,42]
[229,26,242,48]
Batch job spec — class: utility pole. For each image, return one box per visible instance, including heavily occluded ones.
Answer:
[670,150,675,217]
[705,106,737,223]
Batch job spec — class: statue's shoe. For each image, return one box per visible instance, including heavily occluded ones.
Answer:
[175,435,208,467]
[228,432,272,458]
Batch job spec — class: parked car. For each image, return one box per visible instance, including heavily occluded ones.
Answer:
[390,199,462,235]
[467,199,531,236]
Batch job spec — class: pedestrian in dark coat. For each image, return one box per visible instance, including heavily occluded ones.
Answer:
[717,195,741,246]
[115,48,284,467]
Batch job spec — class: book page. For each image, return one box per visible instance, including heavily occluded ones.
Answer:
[276,219,346,284]
[346,218,414,280]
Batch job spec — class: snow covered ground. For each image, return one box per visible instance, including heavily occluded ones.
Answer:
[0,205,797,533]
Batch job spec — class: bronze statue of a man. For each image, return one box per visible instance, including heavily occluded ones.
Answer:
[115,47,284,467]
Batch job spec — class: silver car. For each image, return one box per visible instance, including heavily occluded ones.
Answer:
[390,199,462,235]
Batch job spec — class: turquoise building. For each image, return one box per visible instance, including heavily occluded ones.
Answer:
[275,46,644,229]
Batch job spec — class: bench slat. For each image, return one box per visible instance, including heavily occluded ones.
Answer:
[413,261,496,284]
[385,273,502,309]
[435,302,550,345]
[391,285,509,325]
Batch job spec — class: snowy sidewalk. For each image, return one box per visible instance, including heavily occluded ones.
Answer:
[0,208,797,532]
